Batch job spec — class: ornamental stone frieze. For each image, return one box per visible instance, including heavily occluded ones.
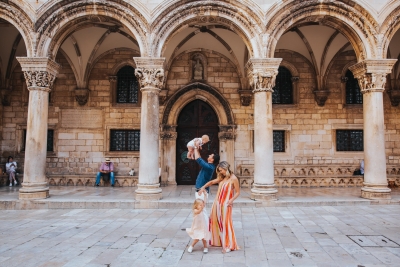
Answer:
[218,125,237,140]
[160,131,177,140]
[245,58,282,93]
[16,57,61,90]
[133,57,165,90]
[349,60,397,93]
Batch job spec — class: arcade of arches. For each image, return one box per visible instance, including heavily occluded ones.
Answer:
[1,0,400,201]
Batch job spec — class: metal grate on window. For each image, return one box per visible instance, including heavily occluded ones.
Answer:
[272,66,293,104]
[345,70,362,104]
[336,130,363,151]
[22,129,54,152]
[273,130,285,152]
[117,66,139,103]
[110,130,140,151]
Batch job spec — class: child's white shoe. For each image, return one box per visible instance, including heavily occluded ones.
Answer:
[187,246,193,253]
[203,248,208,254]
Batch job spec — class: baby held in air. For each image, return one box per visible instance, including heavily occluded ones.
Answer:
[187,135,209,160]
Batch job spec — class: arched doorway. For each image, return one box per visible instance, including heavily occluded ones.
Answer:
[176,100,219,185]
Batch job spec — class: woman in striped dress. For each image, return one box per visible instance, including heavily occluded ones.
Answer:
[198,161,240,253]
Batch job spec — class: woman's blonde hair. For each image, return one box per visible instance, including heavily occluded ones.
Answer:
[216,161,233,179]
[193,198,204,210]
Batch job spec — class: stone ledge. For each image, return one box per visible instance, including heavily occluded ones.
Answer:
[46,174,138,187]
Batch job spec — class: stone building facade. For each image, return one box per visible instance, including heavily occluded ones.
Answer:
[0,0,400,200]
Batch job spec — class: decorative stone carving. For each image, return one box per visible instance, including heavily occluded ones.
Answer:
[109,76,117,83]
[218,132,235,140]
[160,131,177,140]
[16,57,61,89]
[387,90,400,107]
[313,90,330,107]
[245,58,282,93]
[349,60,397,93]
[341,76,348,83]
[238,90,252,106]
[133,57,165,90]
[159,89,168,105]
[190,53,207,81]
[75,88,90,106]
[291,77,299,83]
[193,59,203,80]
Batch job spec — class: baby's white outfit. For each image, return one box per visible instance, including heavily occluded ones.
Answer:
[187,138,203,148]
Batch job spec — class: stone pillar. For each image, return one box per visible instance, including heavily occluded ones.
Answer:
[160,125,177,186]
[133,57,165,200]
[16,57,60,199]
[349,59,397,200]
[245,58,282,200]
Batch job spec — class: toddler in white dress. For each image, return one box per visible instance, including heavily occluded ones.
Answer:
[187,135,209,160]
[186,198,210,253]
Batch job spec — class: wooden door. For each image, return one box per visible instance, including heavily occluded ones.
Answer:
[176,100,219,185]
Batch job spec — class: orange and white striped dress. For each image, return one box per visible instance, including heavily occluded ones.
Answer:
[209,178,239,251]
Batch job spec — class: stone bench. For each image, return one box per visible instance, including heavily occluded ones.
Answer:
[0,173,24,186]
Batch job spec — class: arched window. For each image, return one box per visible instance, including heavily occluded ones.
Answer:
[272,66,293,104]
[116,66,139,103]
[345,70,362,104]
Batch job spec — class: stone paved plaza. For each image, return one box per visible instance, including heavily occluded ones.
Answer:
[1,201,400,266]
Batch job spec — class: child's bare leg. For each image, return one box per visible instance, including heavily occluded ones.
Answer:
[187,146,194,159]
[201,239,207,248]
[191,239,199,247]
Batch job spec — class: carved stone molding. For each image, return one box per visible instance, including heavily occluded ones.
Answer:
[238,90,252,106]
[109,76,117,83]
[159,89,168,105]
[291,77,300,83]
[75,88,90,106]
[160,131,177,140]
[218,125,237,132]
[16,57,61,89]
[387,90,400,107]
[133,57,165,90]
[313,90,330,107]
[341,76,348,83]
[161,125,176,132]
[218,132,235,140]
[245,58,282,93]
[349,60,397,93]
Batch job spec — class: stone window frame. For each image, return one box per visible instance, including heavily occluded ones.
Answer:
[16,124,58,157]
[104,124,141,157]
[341,62,363,109]
[332,124,364,155]
[109,60,141,108]
[248,124,292,159]
[272,60,300,109]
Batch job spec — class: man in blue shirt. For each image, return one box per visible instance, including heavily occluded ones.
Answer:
[193,145,219,195]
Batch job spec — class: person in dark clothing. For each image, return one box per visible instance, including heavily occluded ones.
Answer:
[193,142,219,200]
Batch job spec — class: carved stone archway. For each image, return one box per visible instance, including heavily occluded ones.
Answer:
[265,1,378,60]
[152,0,264,58]
[35,0,149,58]
[160,82,236,185]
[380,4,400,59]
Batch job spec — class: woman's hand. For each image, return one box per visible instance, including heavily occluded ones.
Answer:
[227,199,234,207]
[197,188,205,196]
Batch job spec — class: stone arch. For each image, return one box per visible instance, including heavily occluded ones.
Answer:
[151,0,264,58]
[265,1,378,60]
[35,0,149,58]
[280,60,300,77]
[162,82,234,126]
[380,3,400,59]
[0,3,34,57]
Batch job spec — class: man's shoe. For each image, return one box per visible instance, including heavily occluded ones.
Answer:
[95,184,99,187]
[111,184,114,187]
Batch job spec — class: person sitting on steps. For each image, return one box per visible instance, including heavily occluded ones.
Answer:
[95,158,115,187]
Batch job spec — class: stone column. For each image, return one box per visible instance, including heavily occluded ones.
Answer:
[349,59,397,200]
[16,57,60,199]
[133,57,165,200]
[245,58,282,200]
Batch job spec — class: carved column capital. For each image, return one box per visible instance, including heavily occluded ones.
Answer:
[133,57,166,90]
[349,59,397,93]
[313,90,330,107]
[16,57,61,91]
[160,131,177,140]
[245,58,282,93]
[109,76,117,83]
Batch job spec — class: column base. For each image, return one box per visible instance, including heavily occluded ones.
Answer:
[251,183,278,201]
[135,183,162,200]
[19,182,49,200]
[361,183,391,200]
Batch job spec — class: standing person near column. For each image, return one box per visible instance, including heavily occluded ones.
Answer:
[95,158,115,187]
[198,161,240,253]
[6,156,17,186]
[193,141,219,203]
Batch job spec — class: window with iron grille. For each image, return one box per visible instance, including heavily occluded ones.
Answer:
[345,70,362,104]
[273,130,285,152]
[110,130,140,151]
[336,130,363,151]
[272,66,293,104]
[117,66,139,103]
[22,129,54,152]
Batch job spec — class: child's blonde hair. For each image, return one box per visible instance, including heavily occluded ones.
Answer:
[193,198,204,211]
[201,135,210,142]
